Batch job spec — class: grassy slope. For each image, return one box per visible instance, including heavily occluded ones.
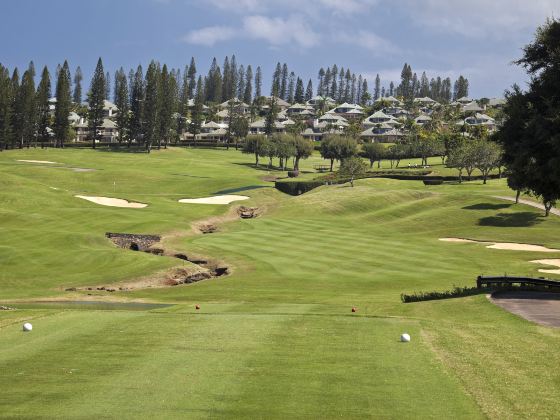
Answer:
[0,148,559,418]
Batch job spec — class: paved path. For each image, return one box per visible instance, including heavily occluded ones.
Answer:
[490,291,560,328]
[493,196,560,216]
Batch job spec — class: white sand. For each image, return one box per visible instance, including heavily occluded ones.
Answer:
[178,195,249,205]
[531,259,560,275]
[75,195,147,208]
[440,238,560,252]
[439,238,483,244]
[17,160,58,164]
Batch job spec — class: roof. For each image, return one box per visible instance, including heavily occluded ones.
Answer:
[367,110,391,120]
[219,98,250,109]
[462,101,484,112]
[488,98,506,107]
[202,121,223,129]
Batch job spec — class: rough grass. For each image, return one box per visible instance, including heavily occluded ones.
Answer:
[0,148,559,418]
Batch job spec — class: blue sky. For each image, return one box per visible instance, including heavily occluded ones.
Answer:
[1,0,558,98]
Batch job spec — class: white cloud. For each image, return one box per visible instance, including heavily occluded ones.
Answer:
[242,15,320,48]
[339,30,397,55]
[197,0,375,16]
[182,26,237,46]
[402,0,559,38]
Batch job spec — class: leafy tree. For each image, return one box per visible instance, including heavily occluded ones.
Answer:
[242,134,267,165]
[293,136,314,170]
[447,139,467,182]
[474,140,503,184]
[87,58,106,148]
[362,142,385,168]
[54,61,72,148]
[229,110,249,150]
[340,156,367,187]
[273,134,296,170]
[495,18,560,215]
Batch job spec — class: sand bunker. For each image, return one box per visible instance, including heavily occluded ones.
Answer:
[178,195,249,205]
[17,159,58,164]
[439,238,560,253]
[531,259,560,275]
[75,196,147,208]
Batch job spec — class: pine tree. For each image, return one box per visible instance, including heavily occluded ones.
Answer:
[54,61,72,148]
[337,67,345,102]
[324,68,331,97]
[374,74,380,100]
[305,79,313,101]
[420,72,430,98]
[361,79,369,105]
[114,68,129,144]
[230,55,238,101]
[243,65,253,104]
[205,58,222,103]
[255,66,262,99]
[271,63,281,96]
[189,76,205,145]
[87,58,106,148]
[158,64,176,148]
[389,81,394,97]
[73,66,83,104]
[143,61,161,152]
[14,64,37,148]
[350,74,357,103]
[356,75,363,104]
[237,65,245,100]
[187,57,197,98]
[129,65,144,144]
[222,56,231,101]
[344,69,351,102]
[287,72,295,104]
[317,68,325,96]
[36,66,51,147]
[105,71,111,100]
[280,63,288,100]
[330,65,338,101]
[294,78,304,103]
[0,65,14,149]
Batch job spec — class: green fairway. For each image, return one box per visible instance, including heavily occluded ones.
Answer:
[1,148,559,418]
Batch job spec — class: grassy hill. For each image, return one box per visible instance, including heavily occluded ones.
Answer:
[0,148,559,418]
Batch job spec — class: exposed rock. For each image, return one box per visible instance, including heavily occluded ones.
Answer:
[106,233,161,251]
[0,306,15,311]
[65,287,77,292]
[197,223,218,234]
[238,206,260,219]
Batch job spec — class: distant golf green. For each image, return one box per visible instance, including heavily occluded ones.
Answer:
[1,148,559,418]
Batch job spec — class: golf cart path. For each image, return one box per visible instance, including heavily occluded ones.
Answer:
[494,196,560,216]
[490,291,560,328]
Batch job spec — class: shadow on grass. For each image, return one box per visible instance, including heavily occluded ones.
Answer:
[478,212,543,227]
[214,185,271,195]
[463,203,512,210]
[94,147,150,154]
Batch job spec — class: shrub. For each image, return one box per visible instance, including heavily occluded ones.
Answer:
[288,170,299,178]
